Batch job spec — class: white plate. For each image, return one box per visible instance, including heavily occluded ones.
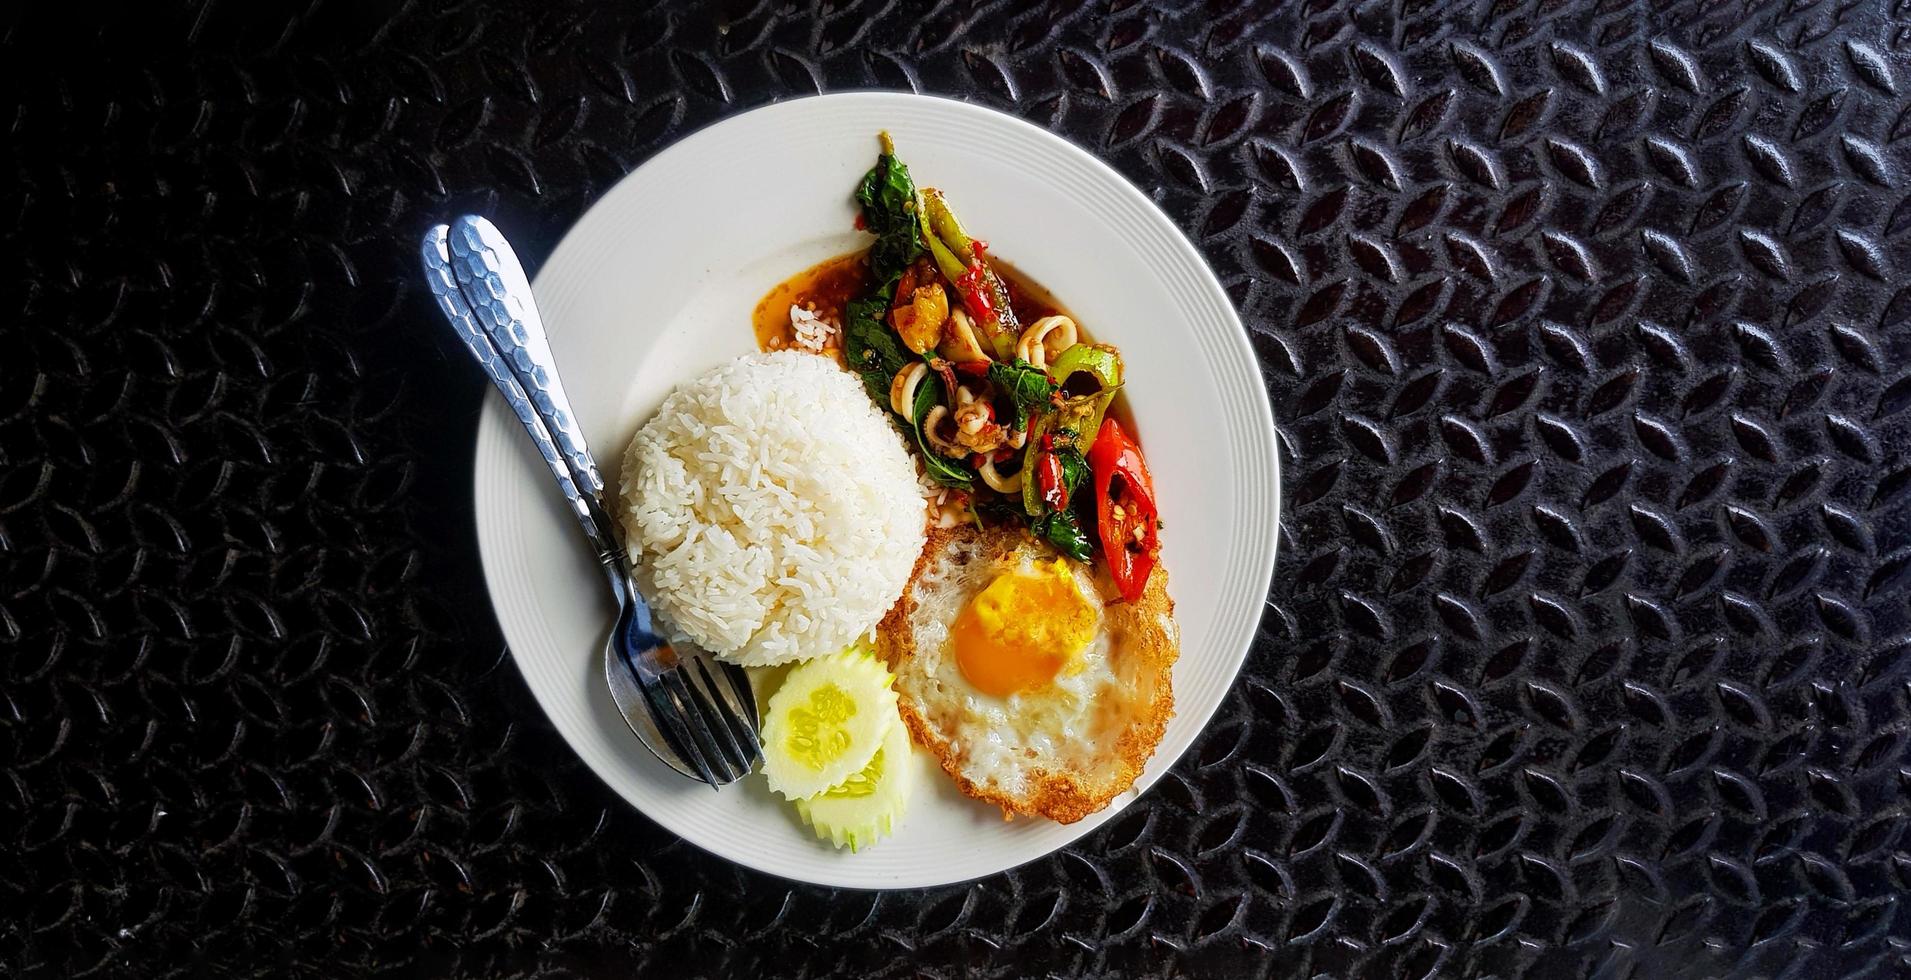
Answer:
[473,92,1280,889]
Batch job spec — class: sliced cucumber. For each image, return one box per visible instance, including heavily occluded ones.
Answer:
[760,648,898,800]
[795,716,913,852]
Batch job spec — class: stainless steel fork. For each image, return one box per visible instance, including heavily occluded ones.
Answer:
[420,215,761,786]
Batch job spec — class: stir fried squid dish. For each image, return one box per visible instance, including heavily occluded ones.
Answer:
[742,134,1180,826]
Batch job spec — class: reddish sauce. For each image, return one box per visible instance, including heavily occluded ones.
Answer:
[751,252,872,362]
[998,260,1062,324]
[751,249,1066,358]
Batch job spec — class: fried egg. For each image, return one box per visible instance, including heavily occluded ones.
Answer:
[877,524,1178,823]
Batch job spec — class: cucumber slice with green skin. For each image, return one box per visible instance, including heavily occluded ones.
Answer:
[795,715,913,852]
[760,649,898,800]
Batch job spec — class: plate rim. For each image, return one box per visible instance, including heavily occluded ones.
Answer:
[470,90,1282,889]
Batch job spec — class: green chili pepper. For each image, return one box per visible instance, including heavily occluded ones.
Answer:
[920,188,1019,360]
[918,196,968,284]
[1047,344,1123,452]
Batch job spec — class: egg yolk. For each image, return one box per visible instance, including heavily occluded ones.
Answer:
[953,559,1097,697]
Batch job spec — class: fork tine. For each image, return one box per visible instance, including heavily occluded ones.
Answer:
[718,661,760,731]
[660,668,742,783]
[628,649,720,786]
[648,677,721,786]
[696,658,762,767]
[683,659,756,773]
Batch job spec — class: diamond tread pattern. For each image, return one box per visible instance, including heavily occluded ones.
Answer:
[5,1,1911,977]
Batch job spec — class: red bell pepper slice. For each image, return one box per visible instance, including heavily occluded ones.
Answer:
[1089,418,1159,603]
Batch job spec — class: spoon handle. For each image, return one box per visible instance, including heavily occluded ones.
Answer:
[420,221,621,566]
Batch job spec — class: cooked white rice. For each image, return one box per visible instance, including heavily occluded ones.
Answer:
[618,350,928,666]
[786,304,838,353]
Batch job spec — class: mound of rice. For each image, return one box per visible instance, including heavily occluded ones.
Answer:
[618,350,928,666]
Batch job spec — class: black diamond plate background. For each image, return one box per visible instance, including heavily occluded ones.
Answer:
[8,0,1911,976]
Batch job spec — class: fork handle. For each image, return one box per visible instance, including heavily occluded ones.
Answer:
[421,223,623,566]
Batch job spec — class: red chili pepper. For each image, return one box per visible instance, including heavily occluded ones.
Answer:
[953,240,995,324]
[1036,452,1066,512]
[954,360,991,377]
[853,213,867,231]
[1089,418,1160,604]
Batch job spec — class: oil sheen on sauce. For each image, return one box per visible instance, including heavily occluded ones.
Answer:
[751,252,870,358]
[753,250,1070,357]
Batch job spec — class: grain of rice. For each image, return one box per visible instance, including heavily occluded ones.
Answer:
[788,304,837,354]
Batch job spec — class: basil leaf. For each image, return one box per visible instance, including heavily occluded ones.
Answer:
[1054,445,1089,500]
[844,290,906,403]
[1032,509,1093,562]
[856,152,923,282]
[987,358,1057,431]
[912,374,973,490]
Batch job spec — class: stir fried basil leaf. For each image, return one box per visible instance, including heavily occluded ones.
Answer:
[1055,445,1089,499]
[856,142,923,281]
[988,359,1057,431]
[913,373,973,490]
[1032,508,1093,562]
[845,293,907,403]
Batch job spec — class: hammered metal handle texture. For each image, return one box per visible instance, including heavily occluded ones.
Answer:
[437,216,623,564]
[420,225,603,546]
[444,217,603,493]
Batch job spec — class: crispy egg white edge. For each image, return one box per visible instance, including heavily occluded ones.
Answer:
[889,533,1151,802]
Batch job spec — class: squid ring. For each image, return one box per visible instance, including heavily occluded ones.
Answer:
[889,361,929,417]
[1016,315,1079,370]
[940,308,992,364]
[922,406,967,458]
